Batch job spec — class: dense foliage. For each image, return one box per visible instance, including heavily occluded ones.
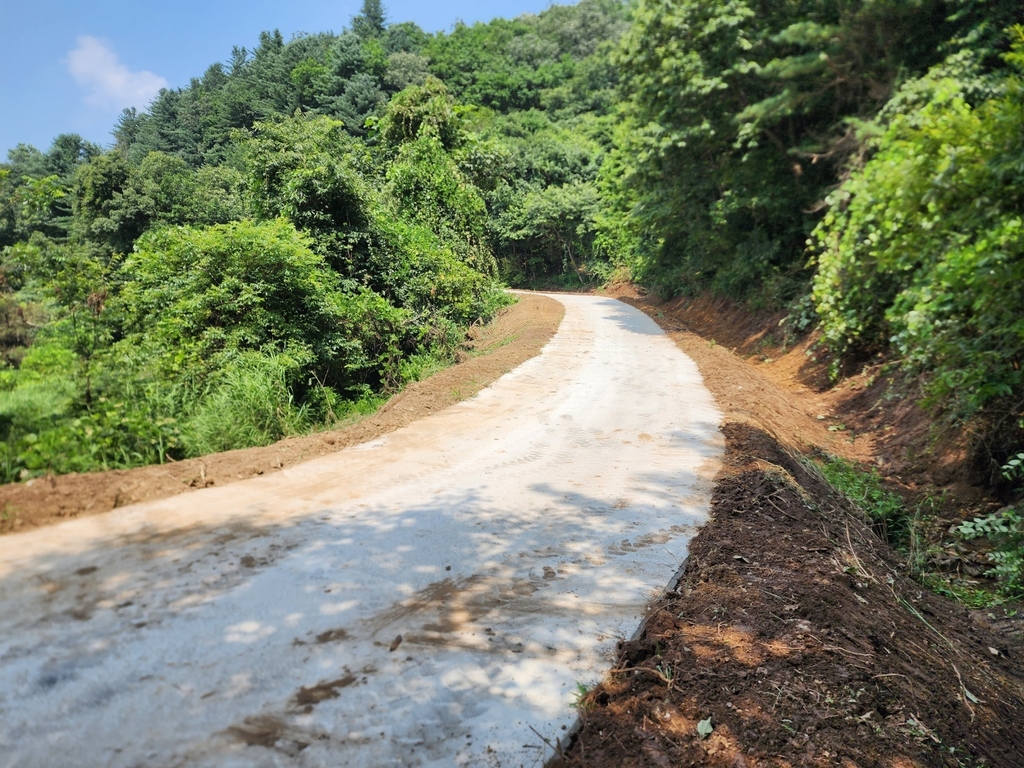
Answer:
[813,35,1024,423]
[4,0,1024,484]
[604,0,1024,460]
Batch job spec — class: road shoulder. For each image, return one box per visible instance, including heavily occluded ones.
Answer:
[0,294,564,535]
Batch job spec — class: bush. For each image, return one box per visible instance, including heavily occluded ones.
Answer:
[0,392,183,481]
[959,506,1024,596]
[812,34,1024,420]
[958,452,1024,595]
[117,218,402,393]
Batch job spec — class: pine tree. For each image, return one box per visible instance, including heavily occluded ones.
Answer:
[352,0,386,39]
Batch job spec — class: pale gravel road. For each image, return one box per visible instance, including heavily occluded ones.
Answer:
[0,294,722,768]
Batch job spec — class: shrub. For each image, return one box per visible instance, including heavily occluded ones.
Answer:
[812,33,1024,420]
[958,452,1024,595]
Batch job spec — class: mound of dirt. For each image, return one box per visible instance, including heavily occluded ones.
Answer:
[554,286,1024,767]
[558,423,1023,767]
[0,293,564,535]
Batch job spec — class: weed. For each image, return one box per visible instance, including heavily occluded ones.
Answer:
[818,456,909,547]
[779,293,818,349]
[958,507,1023,597]
[473,334,518,355]
[398,350,452,384]
[919,574,1003,608]
[571,681,592,712]
[957,453,1024,597]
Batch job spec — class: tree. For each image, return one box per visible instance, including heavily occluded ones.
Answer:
[385,51,430,91]
[385,131,495,275]
[608,0,962,300]
[377,77,462,151]
[383,21,428,54]
[71,152,136,253]
[352,0,387,39]
[496,182,600,282]
[244,113,373,273]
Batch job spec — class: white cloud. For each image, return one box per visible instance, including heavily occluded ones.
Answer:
[66,36,168,109]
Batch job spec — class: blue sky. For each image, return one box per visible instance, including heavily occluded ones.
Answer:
[0,0,572,158]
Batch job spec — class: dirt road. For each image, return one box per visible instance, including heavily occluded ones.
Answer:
[0,294,722,768]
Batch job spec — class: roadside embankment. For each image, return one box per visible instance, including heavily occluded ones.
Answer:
[555,286,1024,767]
[0,293,564,534]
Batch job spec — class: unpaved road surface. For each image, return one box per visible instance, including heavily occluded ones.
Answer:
[0,294,722,768]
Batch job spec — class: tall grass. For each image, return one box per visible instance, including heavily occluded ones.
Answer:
[182,351,310,456]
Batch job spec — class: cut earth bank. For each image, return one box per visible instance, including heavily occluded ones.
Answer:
[556,284,1024,768]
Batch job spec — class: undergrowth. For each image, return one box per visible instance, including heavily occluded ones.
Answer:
[958,452,1024,597]
[816,454,1023,607]
[818,457,909,548]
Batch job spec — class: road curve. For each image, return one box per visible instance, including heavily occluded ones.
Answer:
[0,294,723,768]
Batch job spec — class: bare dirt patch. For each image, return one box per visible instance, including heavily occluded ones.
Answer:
[0,293,563,535]
[554,286,1024,767]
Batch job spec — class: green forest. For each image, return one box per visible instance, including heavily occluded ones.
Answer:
[1,0,1023,487]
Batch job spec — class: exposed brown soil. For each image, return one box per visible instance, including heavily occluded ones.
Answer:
[616,289,1009,594]
[625,290,996,499]
[0,293,564,535]
[555,286,1024,767]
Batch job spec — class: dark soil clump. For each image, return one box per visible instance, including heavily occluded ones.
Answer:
[556,422,1024,767]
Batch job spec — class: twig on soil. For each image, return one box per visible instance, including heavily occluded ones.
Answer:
[890,584,958,654]
[770,682,787,712]
[528,724,563,759]
[821,644,874,659]
[845,522,877,583]
[763,494,802,522]
[609,665,677,687]
[951,664,980,721]
[660,733,687,753]
[612,734,629,755]
[901,636,949,668]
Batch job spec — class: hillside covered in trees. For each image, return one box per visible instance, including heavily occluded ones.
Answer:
[2,0,1023,508]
